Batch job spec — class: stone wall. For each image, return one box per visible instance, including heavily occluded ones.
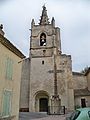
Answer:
[73,72,87,89]
[73,72,90,108]
[57,54,74,110]
[29,56,54,112]
[86,72,90,91]
[29,53,74,111]
[19,58,30,111]
[75,96,90,108]
[29,16,74,111]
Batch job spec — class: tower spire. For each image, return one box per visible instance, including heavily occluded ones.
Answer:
[39,5,49,25]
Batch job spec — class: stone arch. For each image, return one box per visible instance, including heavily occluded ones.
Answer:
[34,91,49,112]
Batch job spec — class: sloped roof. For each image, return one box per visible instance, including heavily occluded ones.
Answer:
[0,34,25,59]
[72,72,84,76]
[74,88,90,96]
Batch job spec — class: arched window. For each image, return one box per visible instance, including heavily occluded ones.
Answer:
[40,33,46,46]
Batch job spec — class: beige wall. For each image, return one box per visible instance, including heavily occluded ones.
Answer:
[0,42,22,120]
[73,74,87,89]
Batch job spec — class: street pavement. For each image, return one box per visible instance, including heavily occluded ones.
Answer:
[32,115,66,120]
[19,112,66,120]
[19,112,48,120]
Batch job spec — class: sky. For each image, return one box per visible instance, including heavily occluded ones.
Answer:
[0,0,90,72]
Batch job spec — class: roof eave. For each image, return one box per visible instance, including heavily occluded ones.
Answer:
[0,34,25,59]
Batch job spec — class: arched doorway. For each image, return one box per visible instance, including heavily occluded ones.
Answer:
[35,91,49,112]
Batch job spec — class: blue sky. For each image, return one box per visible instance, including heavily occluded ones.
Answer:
[0,0,90,72]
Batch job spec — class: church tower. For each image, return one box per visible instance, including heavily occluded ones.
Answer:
[29,6,74,113]
[30,5,61,58]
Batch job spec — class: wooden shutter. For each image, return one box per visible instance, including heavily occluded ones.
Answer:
[2,90,12,116]
[6,58,13,80]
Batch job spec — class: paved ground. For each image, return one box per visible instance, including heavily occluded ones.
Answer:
[19,112,67,120]
[19,112,48,120]
[32,115,66,120]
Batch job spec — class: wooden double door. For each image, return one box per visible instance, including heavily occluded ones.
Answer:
[39,98,48,112]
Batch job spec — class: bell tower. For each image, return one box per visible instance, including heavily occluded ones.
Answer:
[29,6,74,113]
[30,5,61,58]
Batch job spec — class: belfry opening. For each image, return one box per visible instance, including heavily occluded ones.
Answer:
[40,33,46,46]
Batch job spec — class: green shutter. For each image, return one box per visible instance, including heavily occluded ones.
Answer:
[9,60,13,80]
[6,58,13,80]
[6,58,9,79]
[2,90,12,116]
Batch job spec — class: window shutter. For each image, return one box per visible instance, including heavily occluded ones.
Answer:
[6,58,13,80]
[2,91,12,116]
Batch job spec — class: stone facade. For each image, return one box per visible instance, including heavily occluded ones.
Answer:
[85,68,90,91]
[19,58,30,112]
[73,71,90,108]
[73,72,87,89]
[20,6,90,113]
[29,6,75,113]
[0,26,25,120]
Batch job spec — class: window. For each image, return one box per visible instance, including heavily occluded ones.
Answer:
[70,110,80,120]
[43,50,46,56]
[42,61,44,65]
[40,33,46,46]
[6,58,13,80]
[2,90,12,116]
[88,111,90,118]
[43,50,46,53]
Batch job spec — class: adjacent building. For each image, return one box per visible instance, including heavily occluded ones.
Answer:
[0,25,25,120]
[73,71,90,109]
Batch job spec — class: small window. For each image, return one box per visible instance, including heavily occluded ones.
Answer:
[42,61,44,65]
[70,110,80,120]
[43,50,46,53]
[43,50,46,55]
